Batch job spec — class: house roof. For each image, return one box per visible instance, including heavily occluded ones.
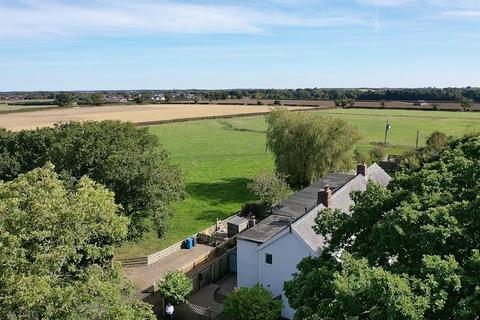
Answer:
[367,163,391,187]
[238,215,293,244]
[291,207,327,255]
[238,164,391,245]
[274,173,356,220]
[238,172,355,243]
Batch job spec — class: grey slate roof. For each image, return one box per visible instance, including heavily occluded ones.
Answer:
[238,164,391,245]
[292,207,327,255]
[331,174,368,214]
[238,173,354,243]
[274,173,356,220]
[367,163,391,187]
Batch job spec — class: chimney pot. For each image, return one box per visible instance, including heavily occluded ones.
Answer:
[317,185,333,208]
[357,162,368,176]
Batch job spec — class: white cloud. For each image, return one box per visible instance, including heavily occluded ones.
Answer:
[0,0,369,39]
[443,10,480,17]
[357,0,480,9]
[355,0,413,6]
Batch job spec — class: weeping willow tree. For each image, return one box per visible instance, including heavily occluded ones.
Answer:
[266,108,360,188]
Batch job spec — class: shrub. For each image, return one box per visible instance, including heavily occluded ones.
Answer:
[425,131,449,153]
[369,144,387,162]
[247,171,291,207]
[157,271,192,304]
[224,284,282,320]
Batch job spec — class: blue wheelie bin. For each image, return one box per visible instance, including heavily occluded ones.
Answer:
[185,237,193,249]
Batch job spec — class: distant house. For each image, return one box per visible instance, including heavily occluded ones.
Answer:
[151,94,166,102]
[236,163,391,319]
[413,100,429,106]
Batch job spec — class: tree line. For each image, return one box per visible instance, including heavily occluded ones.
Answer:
[3,87,480,106]
[0,121,186,318]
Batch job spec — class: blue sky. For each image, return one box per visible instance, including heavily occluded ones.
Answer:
[0,0,479,91]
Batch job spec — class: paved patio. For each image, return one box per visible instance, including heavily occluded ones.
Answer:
[187,274,237,316]
[123,243,214,298]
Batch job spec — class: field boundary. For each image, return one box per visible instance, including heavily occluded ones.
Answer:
[350,105,480,112]
[133,106,324,127]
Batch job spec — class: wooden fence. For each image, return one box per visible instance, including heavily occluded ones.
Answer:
[187,247,234,294]
[180,238,235,276]
[118,214,238,267]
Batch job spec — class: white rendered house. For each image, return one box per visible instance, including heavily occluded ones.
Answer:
[236,163,391,319]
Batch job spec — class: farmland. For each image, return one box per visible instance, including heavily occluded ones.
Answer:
[115,108,480,259]
[0,104,317,132]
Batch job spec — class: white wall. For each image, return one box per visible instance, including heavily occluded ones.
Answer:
[257,231,311,319]
[237,231,313,319]
[236,239,258,288]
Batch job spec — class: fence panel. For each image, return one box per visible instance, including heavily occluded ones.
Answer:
[175,302,214,320]
[212,260,220,282]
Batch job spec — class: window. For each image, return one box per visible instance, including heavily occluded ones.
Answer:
[265,253,273,265]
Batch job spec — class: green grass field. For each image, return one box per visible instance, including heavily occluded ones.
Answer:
[115,109,480,259]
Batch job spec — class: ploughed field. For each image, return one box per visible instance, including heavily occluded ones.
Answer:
[0,104,315,131]
[116,108,480,259]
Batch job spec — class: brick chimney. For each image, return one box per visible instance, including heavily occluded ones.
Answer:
[317,185,332,208]
[357,162,368,176]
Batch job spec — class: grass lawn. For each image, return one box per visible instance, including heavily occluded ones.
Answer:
[115,108,480,259]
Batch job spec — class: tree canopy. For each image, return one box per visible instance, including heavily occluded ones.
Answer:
[53,92,75,107]
[157,270,193,304]
[224,284,282,320]
[0,165,155,319]
[284,134,480,319]
[247,171,291,207]
[266,108,360,188]
[0,121,185,239]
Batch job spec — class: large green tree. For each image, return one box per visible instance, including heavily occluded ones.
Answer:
[0,121,185,239]
[266,108,360,188]
[0,165,155,319]
[284,134,480,319]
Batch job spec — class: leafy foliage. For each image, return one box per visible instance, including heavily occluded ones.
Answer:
[266,108,360,188]
[0,165,155,319]
[247,171,291,207]
[460,98,474,112]
[53,92,75,107]
[88,93,105,106]
[285,134,480,319]
[224,284,282,320]
[157,271,193,304]
[369,144,387,162]
[0,121,185,239]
